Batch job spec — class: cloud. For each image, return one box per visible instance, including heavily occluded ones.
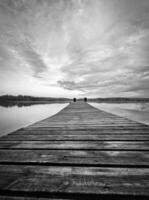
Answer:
[58,80,78,91]
[1,0,149,97]
[17,42,48,78]
[56,0,149,97]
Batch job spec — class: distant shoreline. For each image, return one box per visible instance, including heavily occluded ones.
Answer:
[0,100,69,107]
[88,98,149,103]
[0,95,70,107]
[1,95,149,106]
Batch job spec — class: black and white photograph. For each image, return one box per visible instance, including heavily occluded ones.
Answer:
[0,0,149,199]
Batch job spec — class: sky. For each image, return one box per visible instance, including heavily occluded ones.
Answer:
[0,0,149,98]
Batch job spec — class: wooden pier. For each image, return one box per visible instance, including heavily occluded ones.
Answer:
[0,101,149,199]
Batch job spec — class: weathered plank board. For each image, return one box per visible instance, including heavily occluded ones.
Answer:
[0,141,149,150]
[1,134,149,141]
[11,129,149,134]
[0,165,149,196]
[0,101,149,199]
[24,126,149,130]
[0,150,148,166]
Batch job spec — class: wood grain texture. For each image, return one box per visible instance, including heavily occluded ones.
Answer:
[1,133,149,141]
[0,101,149,199]
[0,141,149,150]
[0,165,149,196]
[0,150,148,166]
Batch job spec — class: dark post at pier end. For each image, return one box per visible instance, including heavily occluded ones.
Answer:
[84,97,87,102]
[73,98,77,102]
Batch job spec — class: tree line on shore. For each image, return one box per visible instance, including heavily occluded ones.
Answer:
[88,97,149,102]
[0,95,149,103]
[0,95,70,102]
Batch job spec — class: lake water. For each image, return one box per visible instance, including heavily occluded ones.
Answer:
[0,103,68,137]
[90,102,149,126]
[0,102,149,137]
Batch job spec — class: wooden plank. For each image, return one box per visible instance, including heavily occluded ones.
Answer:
[11,129,149,135]
[0,141,149,150]
[1,134,149,141]
[0,165,149,196]
[0,150,148,166]
[28,122,144,127]
[24,126,149,130]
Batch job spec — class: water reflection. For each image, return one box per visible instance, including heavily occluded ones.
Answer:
[0,103,68,137]
[0,101,68,108]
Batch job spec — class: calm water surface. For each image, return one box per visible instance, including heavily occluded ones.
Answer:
[90,102,149,125]
[0,103,68,137]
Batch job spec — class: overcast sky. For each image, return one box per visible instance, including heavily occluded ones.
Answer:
[0,0,149,98]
